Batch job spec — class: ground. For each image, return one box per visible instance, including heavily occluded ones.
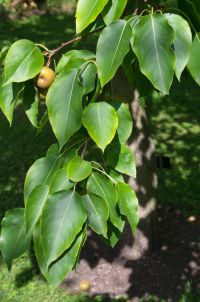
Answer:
[65,208,200,301]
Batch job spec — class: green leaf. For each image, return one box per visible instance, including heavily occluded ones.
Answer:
[0,208,31,270]
[80,62,97,95]
[36,110,49,135]
[101,218,125,247]
[49,167,75,194]
[106,142,136,177]
[165,13,192,80]
[33,223,84,288]
[0,75,24,125]
[122,51,135,86]
[97,20,132,87]
[82,102,118,151]
[0,45,9,65]
[102,0,128,25]
[25,184,49,236]
[117,103,133,144]
[109,169,124,183]
[24,155,59,201]
[56,50,95,74]
[62,149,77,167]
[67,155,92,182]
[46,143,60,158]
[76,0,109,33]
[87,172,121,229]
[46,69,84,148]
[132,14,175,94]
[187,34,200,86]
[41,190,87,266]
[4,40,44,84]
[83,194,109,237]
[23,80,39,127]
[117,182,139,233]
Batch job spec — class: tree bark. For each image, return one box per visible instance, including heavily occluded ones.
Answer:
[112,69,158,250]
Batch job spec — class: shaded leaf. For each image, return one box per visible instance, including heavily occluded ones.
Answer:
[87,172,122,229]
[24,155,59,201]
[41,190,87,266]
[0,75,24,125]
[0,208,31,270]
[25,184,49,236]
[34,223,84,288]
[187,34,200,86]
[100,218,125,247]
[83,194,109,236]
[23,80,39,127]
[80,62,97,95]
[117,103,133,144]
[106,141,136,177]
[117,182,139,232]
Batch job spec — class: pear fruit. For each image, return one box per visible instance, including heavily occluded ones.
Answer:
[37,66,55,89]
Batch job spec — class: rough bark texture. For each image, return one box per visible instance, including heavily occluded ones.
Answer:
[112,68,158,249]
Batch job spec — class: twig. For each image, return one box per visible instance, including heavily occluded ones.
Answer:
[46,26,104,67]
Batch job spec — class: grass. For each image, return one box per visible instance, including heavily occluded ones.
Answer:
[0,9,200,302]
[139,282,200,302]
[147,76,200,216]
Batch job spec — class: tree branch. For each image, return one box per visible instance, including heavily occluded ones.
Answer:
[46,26,104,67]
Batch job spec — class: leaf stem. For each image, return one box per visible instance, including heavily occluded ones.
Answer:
[36,44,50,52]
[91,163,117,185]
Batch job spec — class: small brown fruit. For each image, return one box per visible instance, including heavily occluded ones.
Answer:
[79,280,90,292]
[37,66,55,89]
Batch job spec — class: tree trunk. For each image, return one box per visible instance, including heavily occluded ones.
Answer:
[112,69,158,250]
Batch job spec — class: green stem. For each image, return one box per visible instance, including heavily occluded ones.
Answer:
[91,164,117,185]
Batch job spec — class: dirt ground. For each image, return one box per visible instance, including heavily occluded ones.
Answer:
[64,207,200,302]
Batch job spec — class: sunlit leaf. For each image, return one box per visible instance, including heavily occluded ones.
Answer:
[47,69,84,148]
[97,20,132,87]
[102,0,128,25]
[4,40,44,84]
[67,155,92,182]
[165,13,192,80]
[76,0,109,33]
[82,102,118,151]
[132,14,175,94]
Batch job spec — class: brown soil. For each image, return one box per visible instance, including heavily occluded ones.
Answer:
[64,208,200,302]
